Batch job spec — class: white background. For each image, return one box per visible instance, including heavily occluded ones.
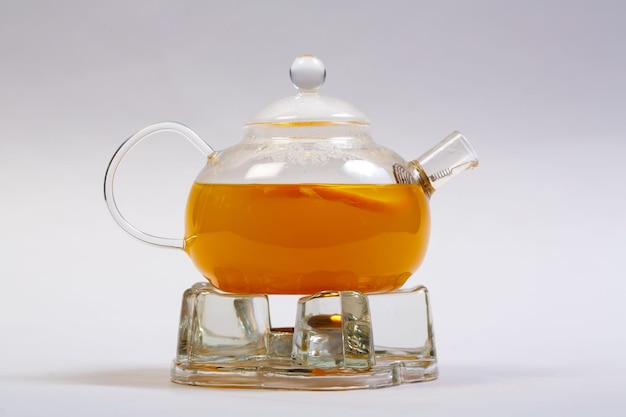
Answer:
[1,1,625,416]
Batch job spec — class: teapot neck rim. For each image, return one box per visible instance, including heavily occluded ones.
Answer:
[244,120,370,128]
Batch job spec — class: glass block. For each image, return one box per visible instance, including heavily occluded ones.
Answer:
[176,281,270,363]
[267,327,294,359]
[292,291,374,369]
[368,285,436,358]
[341,291,374,368]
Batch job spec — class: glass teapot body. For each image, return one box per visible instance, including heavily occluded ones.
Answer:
[184,123,430,294]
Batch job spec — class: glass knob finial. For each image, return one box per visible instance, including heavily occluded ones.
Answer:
[290,55,326,93]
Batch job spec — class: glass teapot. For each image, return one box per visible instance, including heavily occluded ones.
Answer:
[104,55,478,295]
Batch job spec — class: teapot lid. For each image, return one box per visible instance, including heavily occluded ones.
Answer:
[247,55,370,125]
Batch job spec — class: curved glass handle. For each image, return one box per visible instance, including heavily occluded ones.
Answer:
[103,122,214,249]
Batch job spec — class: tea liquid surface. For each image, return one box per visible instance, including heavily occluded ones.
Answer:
[184,183,430,294]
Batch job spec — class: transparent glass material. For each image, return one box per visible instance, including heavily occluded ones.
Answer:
[410,131,479,194]
[292,291,374,369]
[103,55,479,295]
[176,283,270,362]
[172,282,437,390]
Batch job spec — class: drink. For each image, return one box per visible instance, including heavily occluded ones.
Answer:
[184,183,430,294]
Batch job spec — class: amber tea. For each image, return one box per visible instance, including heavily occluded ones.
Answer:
[184,183,430,294]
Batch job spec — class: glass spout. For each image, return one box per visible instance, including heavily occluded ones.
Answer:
[409,131,478,196]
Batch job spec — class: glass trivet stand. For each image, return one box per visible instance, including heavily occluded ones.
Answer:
[172,282,437,390]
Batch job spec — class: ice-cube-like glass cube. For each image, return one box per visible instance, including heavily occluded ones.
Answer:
[292,291,374,369]
[368,285,436,358]
[177,282,270,363]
